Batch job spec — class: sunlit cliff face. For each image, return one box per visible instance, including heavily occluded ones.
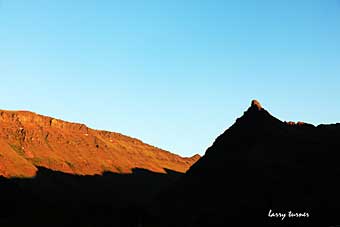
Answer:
[0,110,200,178]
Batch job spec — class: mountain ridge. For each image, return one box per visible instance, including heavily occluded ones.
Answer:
[0,109,200,177]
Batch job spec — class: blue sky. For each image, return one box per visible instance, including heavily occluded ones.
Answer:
[0,0,340,156]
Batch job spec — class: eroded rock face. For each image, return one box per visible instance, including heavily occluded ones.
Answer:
[286,121,306,126]
[0,110,200,177]
[251,99,263,110]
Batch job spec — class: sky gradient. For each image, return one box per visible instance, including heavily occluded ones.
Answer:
[1,0,340,156]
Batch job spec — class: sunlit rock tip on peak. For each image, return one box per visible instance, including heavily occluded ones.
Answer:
[251,99,263,110]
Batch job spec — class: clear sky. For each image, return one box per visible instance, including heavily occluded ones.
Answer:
[0,1,340,157]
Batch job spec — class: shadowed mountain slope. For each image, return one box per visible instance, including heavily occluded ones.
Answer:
[155,100,340,227]
[0,167,183,227]
[0,110,200,177]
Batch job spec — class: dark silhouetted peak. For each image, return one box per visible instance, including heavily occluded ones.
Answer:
[233,99,282,132]
[157,100,340,227]
[245,99,268,115]
[244,99,268,115]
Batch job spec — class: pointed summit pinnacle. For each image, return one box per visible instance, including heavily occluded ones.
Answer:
[251,99,263,110]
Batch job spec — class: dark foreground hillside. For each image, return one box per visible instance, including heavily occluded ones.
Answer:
[0,167,183,227]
